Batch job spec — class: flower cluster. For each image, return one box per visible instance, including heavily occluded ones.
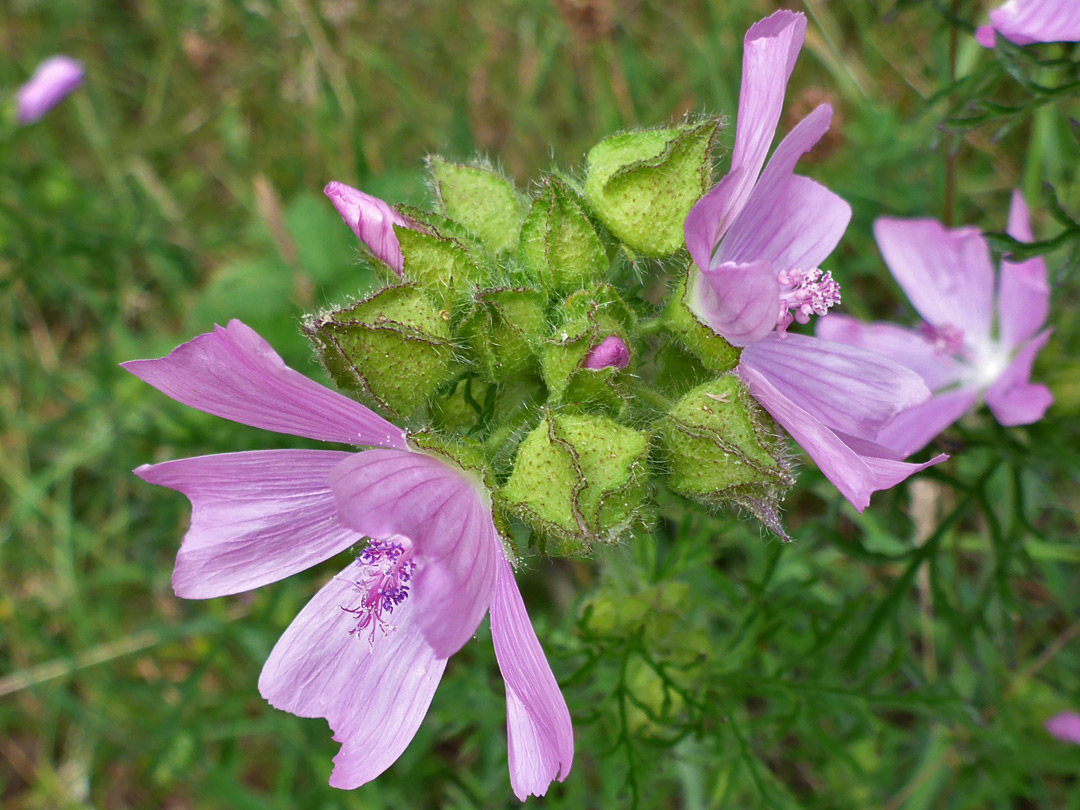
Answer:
[127,7,1056,800]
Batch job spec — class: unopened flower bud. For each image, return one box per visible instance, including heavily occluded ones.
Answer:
[324,181,412,275]
[659,376,794,537]
[461,287,548,381]
[518,177,608,294]
[303,284,456,418]
[17,56,84,124]
[498,411,649,554]
[582,335,630,370]
[583,117,720,257]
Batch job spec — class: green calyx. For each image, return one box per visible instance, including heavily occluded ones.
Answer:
[393,219,489,312]
[498,411,650,554]
[583,117,721,257]
[663,268,741,373]
[658,376,794,538]
[460,287,549,381]
[303,284,457,418]
[518,177,608,294]
[427,157,526,256]
[407,428,495,491]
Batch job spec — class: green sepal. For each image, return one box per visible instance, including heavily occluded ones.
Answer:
[518,177,608,294]
[497,410,650,555]
[658,376,794,537]
[394,223,488,312]
[303,284,457,418]
[430,376,497,434]
[427,157,526,256]
[663,267,740,373]
[460,287,549,381]
[583,117,721,257]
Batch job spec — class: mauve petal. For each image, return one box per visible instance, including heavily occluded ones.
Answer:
[740,334,930,442]
[816,314,962,391]
[122,320,407,449]
[998,190,1050,350]
[739,361,941,511]
[685,169,745,272]
[324,181,409,274]
[582,335,630,370]
[718,174,851,275]
[721,11,808,231]
[1046,712,1080,745]
[258,559,447,789]
[985,329,1054,426]
[330,450,500,658]
[975,25,999,47]
[875,388,980,457]
[490,559,574,800]
[874,218,995,344]
[137,449,357,598]
[17,55,84,124]
[984,0,1080,46]
[691,260,780,347]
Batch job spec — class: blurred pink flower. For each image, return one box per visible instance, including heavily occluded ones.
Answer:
[683,10,944,512]
[582,334,630,370]
[124,320,572,799]
[1046,712,1080,744]
[975,0,1080,47]
[17,55,83,124]
[818,192,1052,456]
[324,181,413,274]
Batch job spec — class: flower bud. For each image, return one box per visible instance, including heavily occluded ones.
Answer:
[303,284,456,418]
[583,335,630,370]
[664,268,740,373]
[460,287,548,381]
[17,56,84,124]
[394,218,489,311]
[324,181,411,274]
[658,376,794,537]
[583,117,720,257]
[518,177,608,294]
[498,410,650,554]
[427,157,526,256]
[540,286,634,412]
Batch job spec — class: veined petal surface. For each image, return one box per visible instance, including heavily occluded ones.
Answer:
[136,449,357,598]
[122,320,407,449]
[258,559,447,789]
[977,0,1080,46]
[692,260,780,347]
[330,449,500,658]
[490,559,574,800]
[740,334,930,441]
[874,218,995,345]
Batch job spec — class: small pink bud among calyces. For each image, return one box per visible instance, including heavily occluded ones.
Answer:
[17,56,84,124]
[582,334,630,370]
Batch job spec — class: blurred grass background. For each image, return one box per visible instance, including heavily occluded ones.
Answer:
[2,0,1080,807]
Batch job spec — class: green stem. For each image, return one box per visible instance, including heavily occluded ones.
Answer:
[626,378,673,411]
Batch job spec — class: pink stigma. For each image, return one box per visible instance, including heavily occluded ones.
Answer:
[776,267,841,337]
[919,322,965,356]
[340,537,417,645]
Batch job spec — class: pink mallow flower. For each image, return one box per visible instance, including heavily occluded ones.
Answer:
[324,180,414,275]
[817,192,1052,457]
[1046,712,1080,745]
[17,55,84,124]
[123,320,573,799]
[975,0,1080,47]
[682,10,945,512]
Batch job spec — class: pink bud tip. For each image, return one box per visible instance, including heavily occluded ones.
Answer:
[1046,712,1080,745]
[582,335,630,370]
[17,56,84,124]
